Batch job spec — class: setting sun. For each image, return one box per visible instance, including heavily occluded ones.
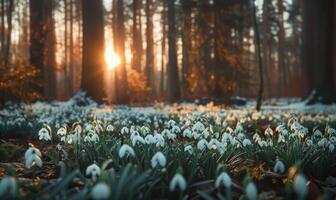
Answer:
[105,44,121,70]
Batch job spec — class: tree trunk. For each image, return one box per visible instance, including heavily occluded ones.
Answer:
[167,0,180,102]
[262,0,272,97]
[277,0,287,96]
[302,0,336,104]
[81,0,106,102]
[30,0,45,96]
[131,0,142,72]
[114,0,129,104]
[4,0,13,66]
[43,0,57,99]
[145,0,154,95]
[252,0,264,111]
[160,0,167,99]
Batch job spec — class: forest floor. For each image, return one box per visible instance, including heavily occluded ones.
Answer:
[1,93,336,199]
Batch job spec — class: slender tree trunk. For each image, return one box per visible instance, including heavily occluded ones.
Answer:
[181,0,192,99]
[167,0,180,102]
[252,0,264,111]
[114,0,129,104]
[30,0,45,96]
[160,0,167,98]
[4,0,13,66]
[43,0,57,99]
[131,0,142,72]
[69,0,74,95]
[81,0,106,102]
[278,0,287,96]
[145,0,154,96]
[0,0,5,64]
[262,0,272,97]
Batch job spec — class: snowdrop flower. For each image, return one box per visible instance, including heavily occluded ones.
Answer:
[145,135,155,144]
[293,174,308,199]
[151,152,167,168]
[192,121,205,133]
[317,138,328,147]
[171,126,181,135]
[154,134,165,147]
[197,139,208,151]
[106,124,114,132]
[183,129,192,138]
[169,174,187,192]
[91,183,111,200]
[141,126,150,135]
[119,144,135,158]
[57,126,67,136]
[24,145,42,168]
[121,127,129,135]
[25,152,43,169]
[245,182,258,200]
[167,120,176,129]
[243,139,252,147]
[38,127,51,141]
[273,158,285,174]
[264,126,273,136]
[86,163,101,182]
[24,146,42,160]
[184,145,193,155]
[84,131,99,143]
[132,135,145,146]
[215,172,231,188]
[0,177,17,197]
[327,127,336,135]
[74,124,82,134]
[329,143,335,152]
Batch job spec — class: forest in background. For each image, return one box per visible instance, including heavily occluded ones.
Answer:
[0,0,335,106]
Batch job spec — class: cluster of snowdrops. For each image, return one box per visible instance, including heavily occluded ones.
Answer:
[1,99,336,199]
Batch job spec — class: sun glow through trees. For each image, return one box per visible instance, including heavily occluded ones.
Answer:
[105,44,121,70]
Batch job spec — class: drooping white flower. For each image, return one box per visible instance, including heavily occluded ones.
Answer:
[215,172,231,188]
[24,146,41,160]
[183,129,192,138]
[171,126,181,135]
[154,134,165,147]
[197,139,208,151]
[57,126,67,136]
[243,139,252,147]
[192,121,205,133]
[151,152,167,168]
[121,127,129,135]
[245,182,258,200]
[86,164,101,182]
[25,153,43,168]
[184,145,193,155]
[293,174,308,199]
[132,135,145,146]
[169,174,187,191]
[106,124,114,132]
[329,143,335,152]
[327,127,336,135]
[24,145,42,169]
[273,158,285,174]
[38,127,51,141]
[84,131,99,143]
[74,124,82,135]
[0,176,17,197]
[145,135,155,144]
[91,183,111,200]
[119,144,135,158]
[264,126,273,136]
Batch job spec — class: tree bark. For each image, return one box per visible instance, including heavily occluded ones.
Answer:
[302,0,336,104]
[145,0,154,95]
[131,0,142,72]
[29,0,45,96]
[167,0,180,102]
[81,0,106,102]
[114,0,129,104]
[252,0,264,111]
